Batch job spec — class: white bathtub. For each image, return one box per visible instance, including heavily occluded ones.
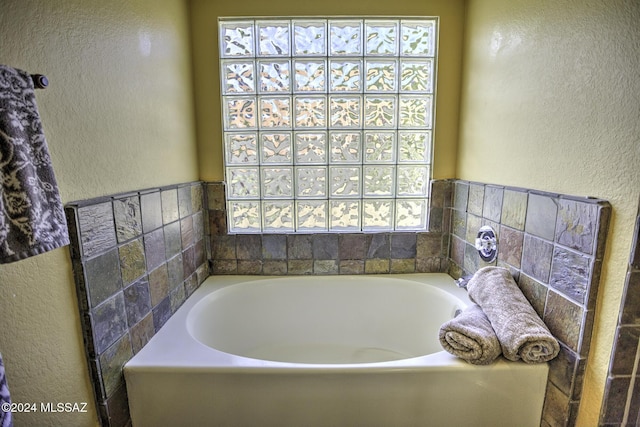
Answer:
[124,273,548,427]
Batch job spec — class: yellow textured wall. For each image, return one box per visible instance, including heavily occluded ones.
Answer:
[0,0,197,425]
[458,0,640,424]
[191,0,465,181]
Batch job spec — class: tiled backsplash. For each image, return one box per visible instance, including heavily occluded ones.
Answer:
[205,180,452,274]
[448,181,611,427]
[600,199,640,426]
[65,182,207,427]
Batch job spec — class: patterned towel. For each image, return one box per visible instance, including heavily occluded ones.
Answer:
[0,353,12,427]
[0,65,69,263]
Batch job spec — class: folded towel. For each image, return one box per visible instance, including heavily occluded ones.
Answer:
[0,353,12,427]
[439,304,502,365]
[466,266,560,363]
[0,65,69,263]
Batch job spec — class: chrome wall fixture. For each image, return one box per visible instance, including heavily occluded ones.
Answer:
[475,225,498,262]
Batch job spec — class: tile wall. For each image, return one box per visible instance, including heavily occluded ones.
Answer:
[65,182,208,427]
[600,199,640,426]
[205,180,452,275]
[448,181,611,427]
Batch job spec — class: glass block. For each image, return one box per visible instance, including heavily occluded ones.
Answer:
[263,201,294,232]
[220,21,255,58]
[295,132,327,164]
[396,166,429,197]
[294,96,326,128]
[365,60,397,92]
[395,199,427,230]
[399,95,432,129]
[228,201,262,233]
[364,131,396,163]
[365,20,398,56]
[222,60,255,94]
[225,132,258,165]
[329,166,361,197]
[329,132,361,163]
[294,60,326,92]
[257,21,290,56]
[296,167,327,198]
[224,97,257,130]
[296,200,328,231]
[329,96,361,128]
[363,165,395,197]
[400,20,436,57]
[260,97,291,129]
[398,131,431,163]
[364,95,397,128]
[258,60,291,93]
[329,200,361,231]
[329,20,363,56]
[262,167,293,198]
[329,60,362,92]
[400,59,434,93]
[293,20,327,56]
[362,200,394,231]
[226,167,260,199]
[260,132,292,164]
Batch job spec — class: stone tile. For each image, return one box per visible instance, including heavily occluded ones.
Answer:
[84,248,122,308]
[99,334,132,398]
[184,275,199,297]
[525,193,558,240]
[152,297,172,332]
[92,292,128,354]
[163,221,182,259]
[314,260,339,274]
[170,284,186,313]
[288,260,313,274]
[339,234,366,260]
[632,216,640,269]
[517,273,548,318]
[288,235,313,259]
[339,260,364,274]
[555,199,598,255]
[237,260,263,274]
[129,313,155,355]
[206,182,226,210]
[483,185,503,223]
[208,209,227,236]
[193,211,205,242]
[366,234,390,259]
[521,234,553,283]
[123,277,152,327]
[497,225,523,268]
[547,344,578,397]
[390,233,416,259]
[140,190,163,234]
[541,382,570,427]
[262,260,287,275]
[621,272,640,325]
[451,209,466,239]
[549,247,591,304]
[501,189,528,231]
[148,264,169,307]
[453,181,469,211]
[365,259,390,274]
[167,254,184,290]
[313,234,339,260]
[78,202,117,258]
[118,238,146,286]
[191,183,204,213]
[236,234,262,260]
[467,183,484,216]
[611,326,640,375]
[601,376,631,425]
[104,383,130,427]
[417,233,442,258]
[178,185,193,218]
[465,214,482,245]
[463,242,479,273]
[211,235,236,260]
[180,216,195,249]
[427,206,443,232]
[113,195,142,243]
[416,257,442,273]
[544,290,583,352]
[212,259,238,274]
[161,188,179,225]
[143,228,166,272]
[262,235,287,259]
[449,235,465,267]
[390,259,415,273]
[182,246,196,278]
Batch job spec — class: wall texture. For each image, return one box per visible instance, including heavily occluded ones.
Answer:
[457,0,640,424]
[0,0,198,425]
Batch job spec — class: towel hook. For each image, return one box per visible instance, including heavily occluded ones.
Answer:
[475,225,498,262]
[31,74,48,89]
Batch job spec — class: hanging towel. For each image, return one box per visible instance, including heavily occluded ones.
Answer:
[466,266,560,363]
[0,353,12,427]
[439,304,502,365]
[0,65,69,263]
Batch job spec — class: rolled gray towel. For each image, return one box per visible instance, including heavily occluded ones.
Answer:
[439,304,502,365]
[466,266,560,363]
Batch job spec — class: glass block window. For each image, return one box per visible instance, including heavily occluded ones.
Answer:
[219,17,437,233]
